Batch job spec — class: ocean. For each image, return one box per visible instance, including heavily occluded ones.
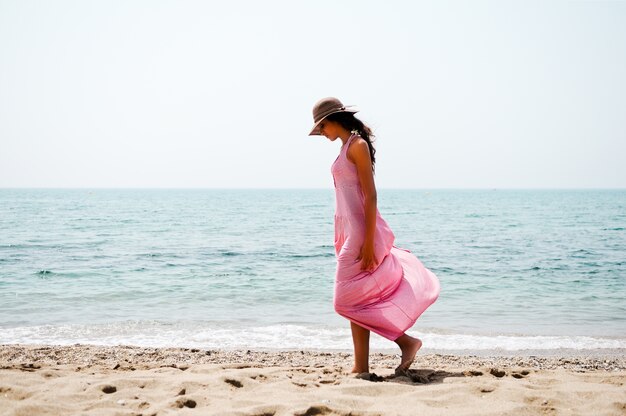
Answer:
[1,188,625,352]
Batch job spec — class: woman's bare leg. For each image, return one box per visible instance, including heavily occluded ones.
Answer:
[350,322,370,373]
[394,334,422,372]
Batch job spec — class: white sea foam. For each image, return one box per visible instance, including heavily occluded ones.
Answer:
[2,321,625,351]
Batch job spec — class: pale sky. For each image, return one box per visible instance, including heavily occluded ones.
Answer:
[1,0,624,189]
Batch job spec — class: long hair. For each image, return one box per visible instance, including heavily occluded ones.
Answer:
[326,112,376,172]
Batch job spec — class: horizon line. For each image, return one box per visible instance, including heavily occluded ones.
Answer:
[1,187,625,191]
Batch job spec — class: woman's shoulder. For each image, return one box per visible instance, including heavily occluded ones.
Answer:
[346,135,372,165]
[347,135,371,156]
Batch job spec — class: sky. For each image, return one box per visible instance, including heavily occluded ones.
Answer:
[1,0,625,189]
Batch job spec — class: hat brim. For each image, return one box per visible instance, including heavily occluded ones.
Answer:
[308,108,359,136]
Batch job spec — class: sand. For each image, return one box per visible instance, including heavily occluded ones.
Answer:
[1,344,625,416]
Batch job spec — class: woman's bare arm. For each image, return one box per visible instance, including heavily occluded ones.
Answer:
[348,138,378,271]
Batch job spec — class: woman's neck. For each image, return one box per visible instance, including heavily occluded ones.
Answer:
[338,129,353,146]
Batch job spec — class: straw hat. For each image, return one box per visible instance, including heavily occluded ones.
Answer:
[308,97,358,136]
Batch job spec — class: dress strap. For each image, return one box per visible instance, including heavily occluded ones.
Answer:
[342,133,358,154]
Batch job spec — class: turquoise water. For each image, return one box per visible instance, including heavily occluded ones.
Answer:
[1,189,625,351]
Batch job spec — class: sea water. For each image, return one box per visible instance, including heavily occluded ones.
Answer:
[1,189,625,352]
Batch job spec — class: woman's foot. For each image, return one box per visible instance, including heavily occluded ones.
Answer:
[395,335,422,374]
[351,365,369,374]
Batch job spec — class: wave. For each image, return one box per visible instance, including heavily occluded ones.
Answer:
[2,321,624,352]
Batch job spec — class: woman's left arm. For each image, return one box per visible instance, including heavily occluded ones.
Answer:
[348,139,378,271]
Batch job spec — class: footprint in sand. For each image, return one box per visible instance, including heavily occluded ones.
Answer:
[101,384,117,394]
[19,363,41,372]
[294,405,334,416]
[489,368,506,378]
[173,398,196,408]
[318,378,337,384]
[225,378,243,388]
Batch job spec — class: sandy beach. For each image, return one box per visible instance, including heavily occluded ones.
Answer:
[0,345,624,416]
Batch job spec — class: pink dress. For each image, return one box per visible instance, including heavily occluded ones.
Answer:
[332,133,441,341]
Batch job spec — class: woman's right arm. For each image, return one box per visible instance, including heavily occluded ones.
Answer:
[348,138,378,271]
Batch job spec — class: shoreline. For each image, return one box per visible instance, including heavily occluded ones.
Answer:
[1,344,625,374]
[0,343,626,362]
[1,344,625,415]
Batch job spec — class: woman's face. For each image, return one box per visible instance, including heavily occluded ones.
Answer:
[318,119,342,141]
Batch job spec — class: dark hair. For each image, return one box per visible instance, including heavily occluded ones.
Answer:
[326,112,376,172]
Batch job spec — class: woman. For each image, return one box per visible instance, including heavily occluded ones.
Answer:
[309,97,441,375]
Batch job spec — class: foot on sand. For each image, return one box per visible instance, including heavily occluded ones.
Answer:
[355,372,384,382]
[395,337,422,375]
